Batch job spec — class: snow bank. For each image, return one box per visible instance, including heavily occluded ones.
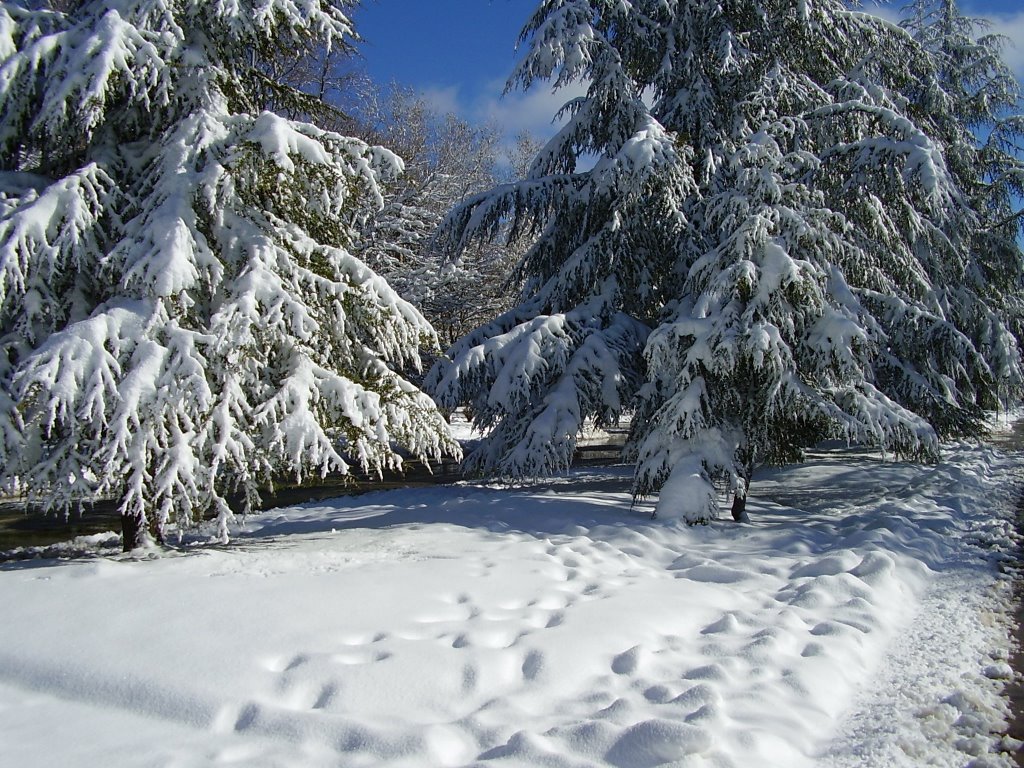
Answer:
[0,441,1020,767]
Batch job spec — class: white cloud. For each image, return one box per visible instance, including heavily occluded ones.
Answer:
[468,79,590,171]
[414,75,588,144]
[472,78,589,141]
[405,76,589,171]
[986,10,1024,81]
[418,85,464,119]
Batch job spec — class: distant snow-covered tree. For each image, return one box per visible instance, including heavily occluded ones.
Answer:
[428,0,1022,523]
[0,0,459,549]
[355,85,522,348]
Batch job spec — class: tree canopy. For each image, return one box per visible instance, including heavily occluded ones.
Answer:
[427,0,1024,522]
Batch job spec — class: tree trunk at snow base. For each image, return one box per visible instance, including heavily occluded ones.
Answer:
[121,513,144,553]
[730,450,755,523]
[121,508,169,552]
[730,491,748,524]
[427,0,1023,524]
[0,0,461,548]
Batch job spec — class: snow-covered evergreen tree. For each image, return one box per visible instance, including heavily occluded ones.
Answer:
[901,0,1024,396]
[428,0,1022,522]
[0,0,459,549]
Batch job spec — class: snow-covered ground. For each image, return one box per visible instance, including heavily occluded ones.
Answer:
[1,439,1022,767]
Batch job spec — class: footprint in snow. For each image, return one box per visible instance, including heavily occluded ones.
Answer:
[801,641,826,657]
[336,631,385,647]
[611,645,645,676]
[700,613,744,635]
[460,663,478,693]
[545,611,565,628]
[311,683,338,710]
[674,563,753,584]
[683,663,730,682]
[449,628,524,650]
[529,592,571,611]
[521,649,544,681]
[331,649,391,665]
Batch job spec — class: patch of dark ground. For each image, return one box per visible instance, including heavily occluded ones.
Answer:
[0,459,463,555]
[989,417,1024,766]
[1007,576,1024,766]
[1004,489,1024,767]
[0,443,627,557]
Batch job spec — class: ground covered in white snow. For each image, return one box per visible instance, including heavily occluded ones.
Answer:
[1,440,1022,767]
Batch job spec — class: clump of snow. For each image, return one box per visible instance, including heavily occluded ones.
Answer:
[653,454,717,521]
[0,441,1020,767]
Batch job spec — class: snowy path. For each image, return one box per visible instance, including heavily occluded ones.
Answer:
[0,444,1020,767]
[814,447,1022,768]
[819,566,1012,767]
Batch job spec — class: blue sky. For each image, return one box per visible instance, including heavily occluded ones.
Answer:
[352,1,551,139]
[353,1,534,97]
[352,0,1024,143]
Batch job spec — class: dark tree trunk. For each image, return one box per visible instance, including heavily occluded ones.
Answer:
[732,452,755,523]
[148,515,165,547]
[121,512,143,552]
[731,490,748,522]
